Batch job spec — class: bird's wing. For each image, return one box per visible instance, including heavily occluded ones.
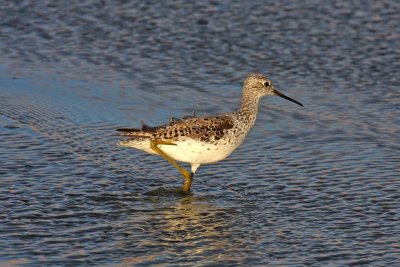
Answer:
[116,114,234,141]
[159,115,235,141]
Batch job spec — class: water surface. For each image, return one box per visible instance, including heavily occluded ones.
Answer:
[0,0,399,266]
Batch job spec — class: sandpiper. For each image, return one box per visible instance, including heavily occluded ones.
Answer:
[116,74,303,192]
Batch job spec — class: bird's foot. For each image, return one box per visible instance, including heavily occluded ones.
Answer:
[182,171,193,193]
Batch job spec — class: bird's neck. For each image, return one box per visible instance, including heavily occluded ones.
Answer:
[238,90,260,124]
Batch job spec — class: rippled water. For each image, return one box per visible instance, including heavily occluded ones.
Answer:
[1,0,399,266]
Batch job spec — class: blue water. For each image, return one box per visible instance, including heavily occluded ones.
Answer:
[1,0,399,266]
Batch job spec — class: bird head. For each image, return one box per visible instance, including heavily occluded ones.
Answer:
[244,73,303,106]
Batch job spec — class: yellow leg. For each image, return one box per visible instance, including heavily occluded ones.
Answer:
[150,139,193,192]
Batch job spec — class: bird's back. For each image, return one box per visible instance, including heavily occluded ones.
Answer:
[117,113,235,143]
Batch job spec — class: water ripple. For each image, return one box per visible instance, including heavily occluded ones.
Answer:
[1,0,400,266]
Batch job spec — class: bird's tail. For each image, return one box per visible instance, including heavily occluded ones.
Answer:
[115,120,158,139]
[115,127,153,138]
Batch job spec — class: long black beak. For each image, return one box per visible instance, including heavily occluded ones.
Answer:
[273,88,303,106]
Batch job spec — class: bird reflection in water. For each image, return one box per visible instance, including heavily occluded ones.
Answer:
[115,196,243,265]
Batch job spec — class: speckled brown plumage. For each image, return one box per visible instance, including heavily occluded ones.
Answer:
[116,114,236,143]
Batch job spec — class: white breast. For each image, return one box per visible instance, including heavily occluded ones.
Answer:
[159,135,246,164]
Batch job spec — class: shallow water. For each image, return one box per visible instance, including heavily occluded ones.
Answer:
[1,0,399,266]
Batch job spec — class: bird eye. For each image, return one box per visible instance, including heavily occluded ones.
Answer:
[263,81,271,87]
